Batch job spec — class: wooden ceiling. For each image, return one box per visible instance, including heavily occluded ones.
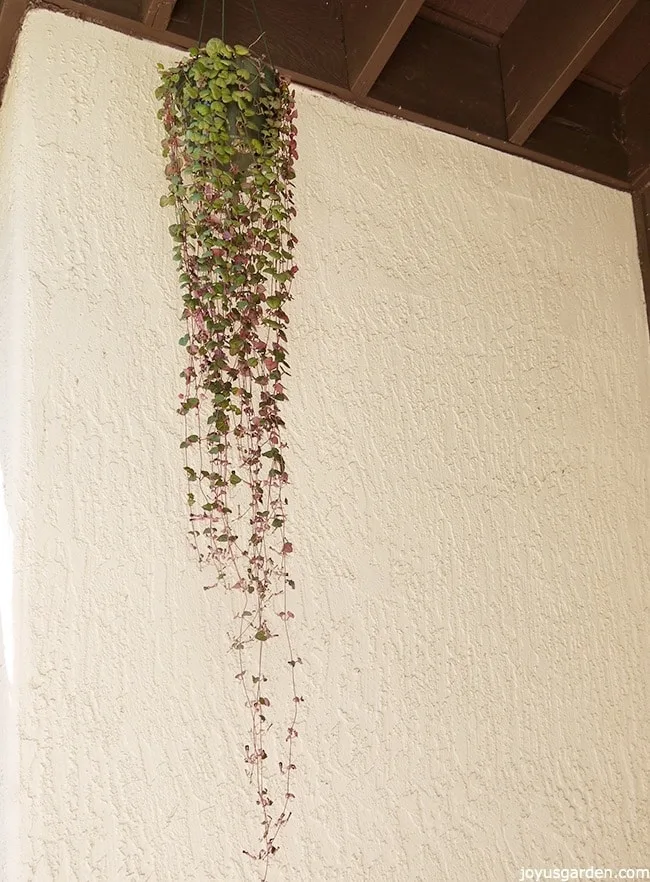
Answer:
[0,0,649,319]
[2,0,649,190]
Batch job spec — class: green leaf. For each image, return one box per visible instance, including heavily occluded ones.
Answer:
[179,334,190,346]
[206,37,227,57]
[255,629,268,641]
[229,472,242,485]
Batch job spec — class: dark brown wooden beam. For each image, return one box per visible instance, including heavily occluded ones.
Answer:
[624,61,650,190]
[0,0,27,93]
[141,0,175,30]
[418,5,499,46]
[341,0,423,95]
[632,185,650,330]
[501,0,637,145]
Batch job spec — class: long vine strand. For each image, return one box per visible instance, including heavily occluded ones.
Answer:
[157,38,301,877]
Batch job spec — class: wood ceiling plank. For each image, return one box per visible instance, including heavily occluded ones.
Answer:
[585,0,650,89]
[370,14,506,138]
[501,0,638,145]
[342,0,423,94]
[423,0,525,35]
[0,0,28,93]
[418,6,500,45]
[624,61,650,188]
[524,78,628,182]
[142,0,175,30]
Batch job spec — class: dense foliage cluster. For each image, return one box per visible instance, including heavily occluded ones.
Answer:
[157,38,300,878]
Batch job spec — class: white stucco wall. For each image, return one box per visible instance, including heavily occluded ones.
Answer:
[1,10,649,881]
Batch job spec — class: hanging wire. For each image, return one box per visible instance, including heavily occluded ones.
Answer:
[197,0,208,48]
[197,0,272,65]
[250,0,273,65]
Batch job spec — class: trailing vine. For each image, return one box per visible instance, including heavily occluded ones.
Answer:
[157,38,300,878]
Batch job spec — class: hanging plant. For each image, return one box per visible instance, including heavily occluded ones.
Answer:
[157,37,300,878]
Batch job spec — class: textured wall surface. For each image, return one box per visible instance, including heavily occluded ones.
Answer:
[1,10,649,881]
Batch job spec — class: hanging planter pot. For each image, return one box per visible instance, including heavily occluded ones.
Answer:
[157,37,301,879]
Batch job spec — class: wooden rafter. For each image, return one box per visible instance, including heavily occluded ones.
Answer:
[341,0,423,95]
[624,60,650,190]
[500,0,637,145]
[142,0,176,30]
